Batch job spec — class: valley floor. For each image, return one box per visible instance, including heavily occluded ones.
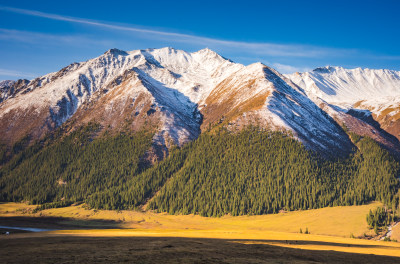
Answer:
[0,202,400,263]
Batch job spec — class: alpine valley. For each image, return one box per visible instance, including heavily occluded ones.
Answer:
[0,47,399,217]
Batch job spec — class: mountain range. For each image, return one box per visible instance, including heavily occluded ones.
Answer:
[1,47,400,158]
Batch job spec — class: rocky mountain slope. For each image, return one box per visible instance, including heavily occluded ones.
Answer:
[1,48,400,158]
[288,67,400,156]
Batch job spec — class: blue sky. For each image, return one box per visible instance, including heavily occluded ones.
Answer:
[0,0,399,80]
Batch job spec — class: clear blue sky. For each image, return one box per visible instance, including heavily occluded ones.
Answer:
[0,0,399,80]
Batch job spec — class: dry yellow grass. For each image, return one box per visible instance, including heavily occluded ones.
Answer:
[0,202,36,215]
[1,202,382,236]
[0,201,382,237]
[392,222,400,241]
[2,201,400,258]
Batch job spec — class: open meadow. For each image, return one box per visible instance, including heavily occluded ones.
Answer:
[1,202,400,263]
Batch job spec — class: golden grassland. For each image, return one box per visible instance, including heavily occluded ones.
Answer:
[0,201,383,237]
[1,201,400,259]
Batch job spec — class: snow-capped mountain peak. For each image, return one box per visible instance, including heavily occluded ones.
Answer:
[288,67,400,156]
[288,66,400,106]
[1,47,399,158]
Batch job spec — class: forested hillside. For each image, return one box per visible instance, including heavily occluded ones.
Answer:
[0,125,399,216]
[148,127,400,216]
[0,124,153,204]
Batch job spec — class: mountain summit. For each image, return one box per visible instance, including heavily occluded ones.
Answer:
[1,48,399,158]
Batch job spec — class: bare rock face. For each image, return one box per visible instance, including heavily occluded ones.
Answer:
[0,79,30,103]
[1,48,399,158]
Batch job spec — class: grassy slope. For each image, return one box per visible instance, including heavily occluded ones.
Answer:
[392,223,400,241]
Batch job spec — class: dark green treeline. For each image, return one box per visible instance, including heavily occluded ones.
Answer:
[0,125,399,216]
[148,127,399,216]
[0,124,153,204]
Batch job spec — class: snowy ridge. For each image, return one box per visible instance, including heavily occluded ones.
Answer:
[287,66,400,154]
[0,47,240,117]
[0,47,243,148]
[201,62,353,155]
[0,80,15,103]
[138,47,243,103]
[1,48,399,157]
[261,66,352,153]
[287,66,400,111]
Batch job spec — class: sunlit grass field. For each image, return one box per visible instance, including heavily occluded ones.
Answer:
[1,201,400,259]
[0,201,382,237]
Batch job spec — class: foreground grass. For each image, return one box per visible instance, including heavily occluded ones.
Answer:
[1,236,400,264]
[40,228,399,258]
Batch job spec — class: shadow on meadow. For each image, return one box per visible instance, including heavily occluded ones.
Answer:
[1,236,400,264]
